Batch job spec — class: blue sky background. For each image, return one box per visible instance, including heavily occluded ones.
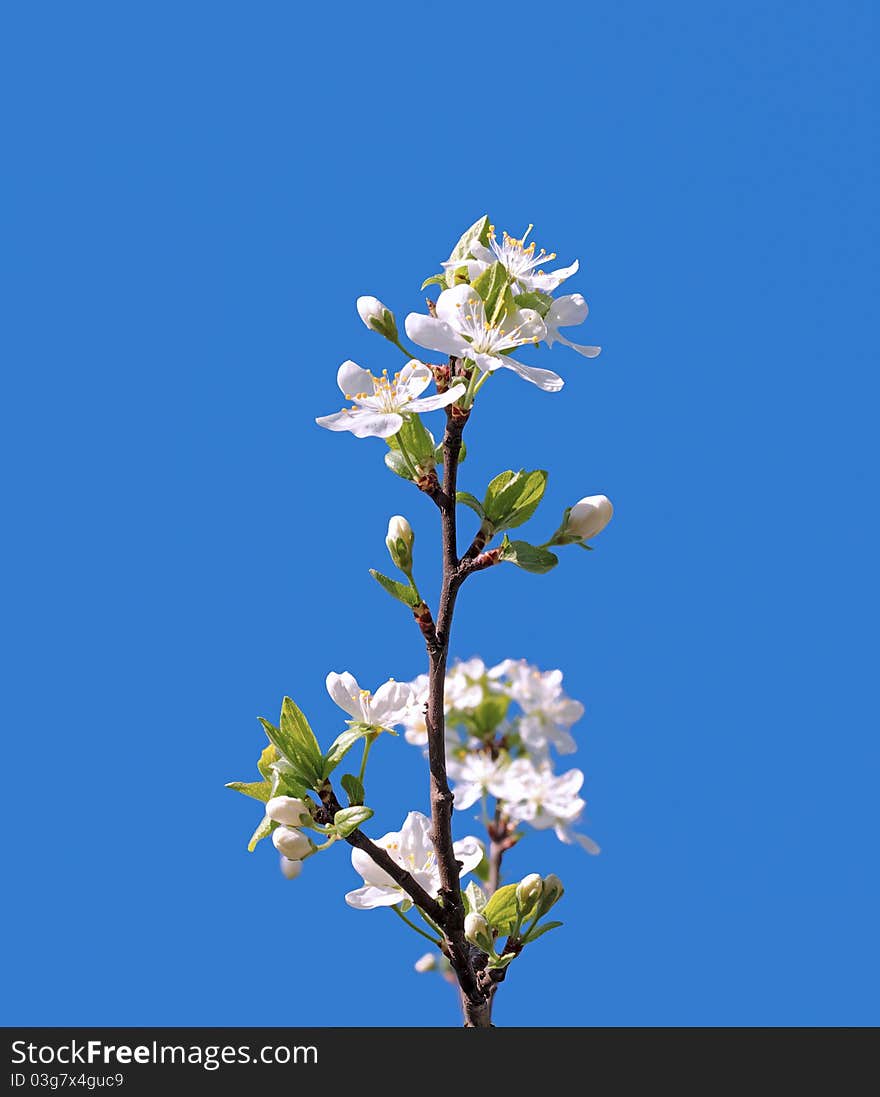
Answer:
[2,2,877,1026]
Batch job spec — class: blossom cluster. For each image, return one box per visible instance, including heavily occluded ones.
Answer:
[316,217,602,439]
[400,657,600,855]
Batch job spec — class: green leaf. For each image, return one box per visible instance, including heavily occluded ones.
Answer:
[472,261,516,326]
[524,920,564,943]
[513,290,554,318]
[256,743,278,780]
[267,758,309,800]
[465,880,488,915]
[483,468,548,530]
[456,491,484,519]
[247,814,276,853]
[447,214,491,267]
[482,883,519,934]
[341,773,365,806]
[471,694,511,737]
[333,805,374,838]
[384,449,414,481]
[225,780,271,803]
[421,272,448,291]
[259,700,322,787]
[499,536,559,574]
[323,725,375,778]
[388,413,437,468]
[370,569,420,608]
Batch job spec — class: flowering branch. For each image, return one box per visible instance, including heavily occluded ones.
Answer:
[227,214,614,1029]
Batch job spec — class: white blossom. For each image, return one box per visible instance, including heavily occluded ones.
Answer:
[406,285,563,392]
[272,826,313,861]
[279,856,303,880]
[496,758,599,854]
[316,360,465,439]
[265,796,312,827]
[345,811,483,909]
[447,752,511,811]
[326,671,413,730]
[414,953,437,973]
[446,224,579,296]
[498,661,584,756]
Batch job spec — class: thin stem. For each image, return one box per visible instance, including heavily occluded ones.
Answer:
[357,736,374,784]
[391,336,418,361]
[392,905,442,946]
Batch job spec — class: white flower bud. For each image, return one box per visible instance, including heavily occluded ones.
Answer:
[414,952,437,973]
[279,856,303,880]
[386,515,415,574]
[356,296,397,339]
[271,826,313,861]
[566,495,613,541]
[266,796,312,827]
[464,912,494,953]
[516,873,544,917]
[540,873,565,912]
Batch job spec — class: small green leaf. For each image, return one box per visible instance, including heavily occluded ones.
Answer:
[482,883,519,934]
[267,758,309,800]
[323,726,375,778]
[499,536,559,574]
[473,851,490,883]
[513,290,554,317]
[341,773,365,806]
[259,704,322,788]
[256,743,278,780]
[333,805,374,838]
[447,214,491,267]
[384,449,414,481]
[472,261,516,326]
[524,920,564,943]
[471,694,511,737]
[483,468,548,530]
[456,491,485,519]
[247,814,276,853]
[421,273,448,291]
[370,569,420,608]
[388,413,436,467]
[225,780,271,803]
[465,880,488,915]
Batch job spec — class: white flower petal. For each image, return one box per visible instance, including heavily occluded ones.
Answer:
[405,313,470,356]
[453,783,484,810]
[326,671,363,720]
[351,845,399,889]
[503,307,546,343]
[371,679,413,726]
[547,294,588,329]
[344,885,404,909]
[435,284,482,326]
[398,811,434,865]
[527,259,579,293]
[407,383,466,412]
[496,357,564,392]
[473,352,501,374]
[394,360,432,401]
[346,410,405,438]
[337,360,374,398]
[557,333,602,358]
[452,835,484,877]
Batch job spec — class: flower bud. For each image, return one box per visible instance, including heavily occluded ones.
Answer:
[279,856,303,880]
[266,796,312,827]
[464,912,494,953]
[356,296,398,340]
[566,495,613,541]
[414,952,437,973]
[271,826,314,861]
[386,515,415,574]
[516,873,544,917]
[538,873,565,914]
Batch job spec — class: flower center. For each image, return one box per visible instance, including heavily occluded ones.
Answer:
[489,224,556,282]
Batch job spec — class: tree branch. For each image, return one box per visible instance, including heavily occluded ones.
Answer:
[316,784,445,924]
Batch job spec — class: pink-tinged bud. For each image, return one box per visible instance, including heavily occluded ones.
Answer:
[566,495,613,541]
